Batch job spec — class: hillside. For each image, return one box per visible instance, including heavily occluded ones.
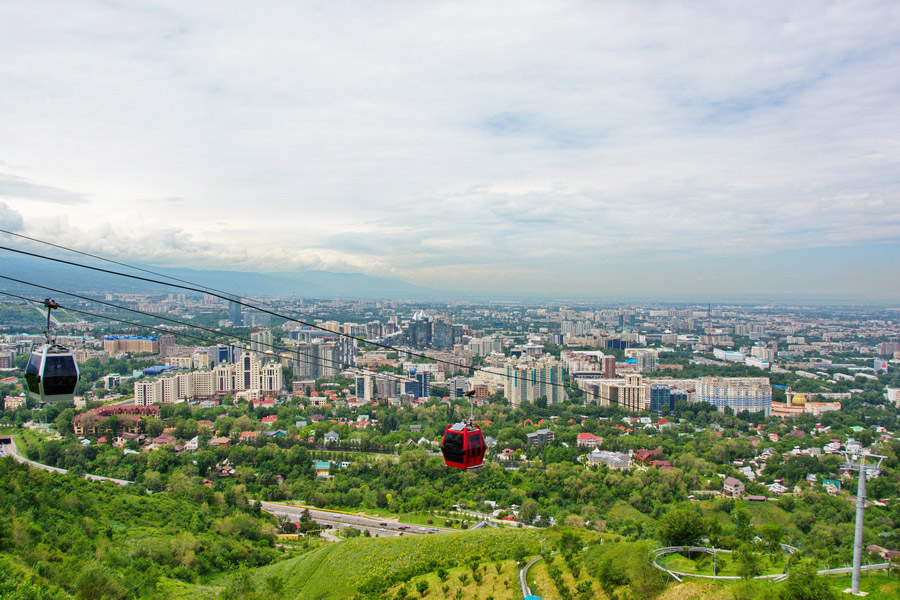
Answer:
[251,527,551,600]
[0,458,282,600]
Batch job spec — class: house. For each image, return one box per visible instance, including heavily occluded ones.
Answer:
[634,449,661,463]
[866,545,900,561]
[499,448,517,461]
[585,449,631,470]
[239,431,258,441]
[3,395,26,411]
[576,433,603,448]
[184,436,199,451]
[209,436,231,448]
[314,460,332,478]
[263,429,287,438]
[526,428,554,445]
[261,415,278,426]
[723,477,745,497]
[324,431,340,445]
[152,433,176,446]
[484,436,498,448]
[767,482,788,495]
[649,459,674,471]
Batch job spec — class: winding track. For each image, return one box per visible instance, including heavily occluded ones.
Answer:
[651,546,892,582]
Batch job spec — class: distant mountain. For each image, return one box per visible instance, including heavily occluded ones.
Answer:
[0,253,436,300]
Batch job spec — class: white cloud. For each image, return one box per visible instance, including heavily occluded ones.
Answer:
[0,1,897,296]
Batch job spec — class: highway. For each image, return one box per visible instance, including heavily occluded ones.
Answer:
[1,436,452,541]
[259,501,448,538]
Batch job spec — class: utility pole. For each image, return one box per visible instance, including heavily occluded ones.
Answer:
[842,450,885,596]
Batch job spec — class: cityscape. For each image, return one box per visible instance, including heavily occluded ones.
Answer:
[1,1,899,600]
[0,288,898,599]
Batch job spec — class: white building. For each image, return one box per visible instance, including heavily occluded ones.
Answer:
[695,377,772,416]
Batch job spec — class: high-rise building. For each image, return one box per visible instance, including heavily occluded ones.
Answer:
[103,335,160,355]
[294,340,341,381]
[250,330,275,355]
[355,373,375,402]
[695,377,772,416]
[649,384,671,413]
[135,352,281,404]
[635,351,658,373]
[504,356,564,408]
[229,296,243,327]
[158,334,176,358]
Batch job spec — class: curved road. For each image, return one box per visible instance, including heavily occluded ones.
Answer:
[0,436,132,486]
[519,550,561,599]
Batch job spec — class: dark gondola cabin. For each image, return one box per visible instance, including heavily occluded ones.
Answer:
[24,344,80,404]
[441,422,486,470]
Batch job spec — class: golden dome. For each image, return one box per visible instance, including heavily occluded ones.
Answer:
[790,394,807,406]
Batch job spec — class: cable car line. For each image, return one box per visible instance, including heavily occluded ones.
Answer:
[0,280,412,386]
[0,228,324,322]
[0,289,407,385]
[0,244,577,393]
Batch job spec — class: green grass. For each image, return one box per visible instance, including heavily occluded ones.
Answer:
[155,578,219,600]
[606,499,654,523]
[252,527,563,600]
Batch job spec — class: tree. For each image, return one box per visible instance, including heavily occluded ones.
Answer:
[758,523,784,554]
[658,503,706,546]
[780,560,835,600]
[519,499,539,524]
[735,544,763,579]
[734,509,755,543]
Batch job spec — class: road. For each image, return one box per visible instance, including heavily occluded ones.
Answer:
[0,436,453,541]
[519,550,561,599]
[0,436,132,486]
[259,501,447,538]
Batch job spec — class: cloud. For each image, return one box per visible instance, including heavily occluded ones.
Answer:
[0,1,897,297]
[0,173,88,205]
[0,201,23,231]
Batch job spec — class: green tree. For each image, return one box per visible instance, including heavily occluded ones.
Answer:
[658,503,706,546]
[735,544,763,579]
[734,509,755,543]
[780,560,835,600]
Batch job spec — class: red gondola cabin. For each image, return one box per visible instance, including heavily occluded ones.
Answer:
[441,422,486,470]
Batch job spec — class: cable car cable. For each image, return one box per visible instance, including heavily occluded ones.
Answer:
[0,281,411,385]
[0,289,395,382]
[0,228,325,321]
[0,233,585,394]
[0,245,577,393]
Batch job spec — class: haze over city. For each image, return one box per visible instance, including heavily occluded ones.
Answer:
[1,1,899,299]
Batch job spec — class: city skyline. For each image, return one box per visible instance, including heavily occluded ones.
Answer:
[1,2,899,300]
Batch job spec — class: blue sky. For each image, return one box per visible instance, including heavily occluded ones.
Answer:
[0,1,898,300]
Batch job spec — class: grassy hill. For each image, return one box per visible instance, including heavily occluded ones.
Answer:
[0,458,281,600]
[252,527,567,600]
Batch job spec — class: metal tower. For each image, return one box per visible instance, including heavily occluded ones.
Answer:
[842,450,885,595]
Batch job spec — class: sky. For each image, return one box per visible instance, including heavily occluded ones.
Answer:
[1,1,898,301]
